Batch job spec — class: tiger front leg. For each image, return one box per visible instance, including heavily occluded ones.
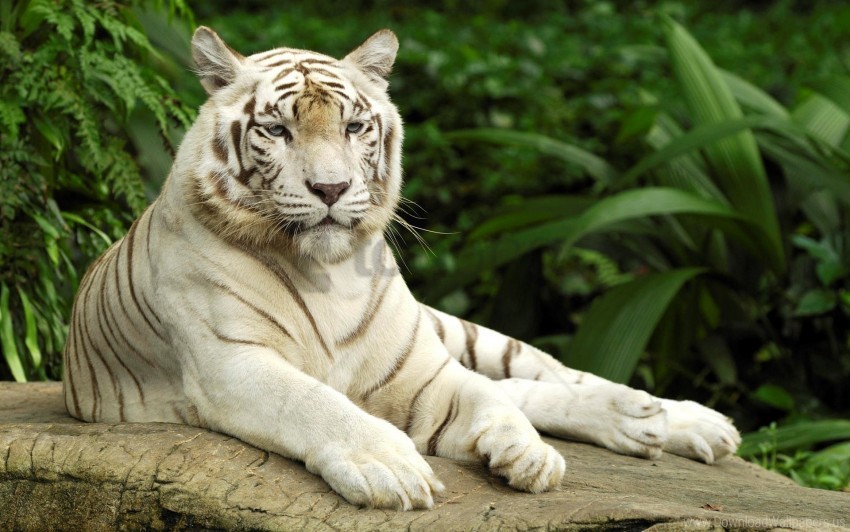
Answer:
[182,347,442,510]
[408,365,565,493]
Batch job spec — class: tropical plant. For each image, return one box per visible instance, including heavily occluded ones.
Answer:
[434,16,850,488]
[0,0,194,381]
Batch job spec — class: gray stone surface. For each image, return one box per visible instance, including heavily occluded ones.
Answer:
[1,382,848,531]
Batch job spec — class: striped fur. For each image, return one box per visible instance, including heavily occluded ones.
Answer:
[63,27,739,511]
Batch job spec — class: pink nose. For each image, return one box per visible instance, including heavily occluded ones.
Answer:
[308,181,350,206]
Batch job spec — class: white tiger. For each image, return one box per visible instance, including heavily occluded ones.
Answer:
[63,27,741,510]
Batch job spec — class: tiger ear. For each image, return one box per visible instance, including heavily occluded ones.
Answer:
[191,26,245,95]
[343,29,399,86]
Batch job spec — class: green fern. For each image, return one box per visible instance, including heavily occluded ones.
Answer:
[0,0,195,381]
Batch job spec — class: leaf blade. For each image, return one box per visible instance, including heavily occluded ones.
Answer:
[1,283,27,382]
[565,267,706,383]
[445,128,619,185]
[661,15,785,273]
[427,187,758,299]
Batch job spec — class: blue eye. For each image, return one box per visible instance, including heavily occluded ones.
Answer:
[267,124,289,137]
[346,122,364,134]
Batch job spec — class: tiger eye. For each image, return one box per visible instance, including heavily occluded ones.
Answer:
[267,124,289,137]
[346,122,364,134]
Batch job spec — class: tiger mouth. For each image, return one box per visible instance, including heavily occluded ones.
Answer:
[278,215,361,236]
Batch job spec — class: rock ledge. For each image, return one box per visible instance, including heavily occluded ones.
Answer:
[1,383,848,531]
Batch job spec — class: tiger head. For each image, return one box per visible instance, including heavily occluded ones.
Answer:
[178,27,403,263]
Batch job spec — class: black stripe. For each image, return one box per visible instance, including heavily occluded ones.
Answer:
[382,121,395,180]
[338,269,392,346]
[80,256,124,420]
[205,276,294,341]
[97,257,147,401]
[275,81,298,91]
[231,243,333,361]
[94,272,142,407]
[140,292,164,328]
[361,309,421,399]
[272,67,295,82]
[243,96,256,117]
[212,118,228,163]
[502,339,519,379]
[404,357,450,433]
[230,120,251,185]
[427,394,459,456]
[84,306,125,421]
[424,307,445,342]
[304,67,340,78]
[102,250,158,369]
[101,239,156,368]
[461,320,478,370]
[266,59,293,68]
[75,269,106,421]
[277,90,298,101]
[145,201,157,267]
[125,220,167,342]
[373,114,383,182]
[63,328,82,419]
[328,89,351,101]
[200,317,269,348]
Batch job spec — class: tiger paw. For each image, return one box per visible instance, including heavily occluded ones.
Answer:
[659,398,741,464]
[305,419,444,510]
[538,382,668,460]
[473,413,565,493]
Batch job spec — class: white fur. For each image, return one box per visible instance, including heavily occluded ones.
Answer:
[64,28,739,513]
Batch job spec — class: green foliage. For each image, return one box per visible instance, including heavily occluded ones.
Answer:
[0,0,194,381]
[747,422,850,491]
[435,13,850,490]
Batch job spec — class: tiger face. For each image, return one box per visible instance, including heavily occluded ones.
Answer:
[184,28,403,263]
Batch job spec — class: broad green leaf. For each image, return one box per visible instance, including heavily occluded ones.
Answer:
[428,188,756,299]
[17,288,43,373]
[33,116,65,160]
[791,235,846,285]
[739,420,850,457]
[807,442,850,469]
[45,238,60,267]
[445,128,619,185]
[793,289,837,317]
[758,135,850,207]
[564,267,705,383]
[644,112,727,202]
[621,115,795,186]
[30,212,60,239]
[752,384,795,411]
[62,212,113,246]
[1,283,27,382]
[792,94,849,147]
[721,69,789,119]
[810,76,850,119]
[616,107,659,144]
[469,195,593,241]
[662,15,784,273]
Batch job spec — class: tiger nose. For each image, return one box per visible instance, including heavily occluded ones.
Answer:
[308,181,350,206]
